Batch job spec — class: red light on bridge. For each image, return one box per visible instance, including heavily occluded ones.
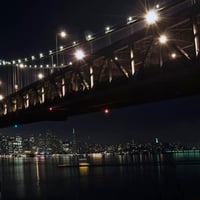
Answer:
[49,107,53,111]
[104,108,110,115]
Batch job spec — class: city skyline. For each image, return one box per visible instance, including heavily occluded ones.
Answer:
[0,94,200,145]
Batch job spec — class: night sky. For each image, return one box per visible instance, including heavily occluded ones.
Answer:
[0,0,200,145]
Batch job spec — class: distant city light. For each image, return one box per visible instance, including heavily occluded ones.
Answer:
[74,49,85,60]
[145,10,158,24]
[156,4,160,9]
[39,53,44,58]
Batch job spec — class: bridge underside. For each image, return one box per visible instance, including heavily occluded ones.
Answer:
[0,58,200,128]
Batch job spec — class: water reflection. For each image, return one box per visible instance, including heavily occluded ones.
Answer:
[14,158,25,199]
[35,157,40,197]
[0,152,200,199]
[79,166,89,176]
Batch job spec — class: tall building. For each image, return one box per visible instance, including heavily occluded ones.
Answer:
[72,128,77,154]
[155,138,159,144]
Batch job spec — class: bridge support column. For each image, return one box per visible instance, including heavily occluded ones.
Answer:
[108,60,112,83]
[61,78,66,96]
[51,55,53,67]
[192,0,200,57]
[130,46,135,75]
[90,66,94,88]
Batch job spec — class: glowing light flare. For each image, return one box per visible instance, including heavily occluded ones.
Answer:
[171,53,177,59]
[156,4,160,9]
[38,73,44,80]
[49,107,53,111]
[0,94,4,101]
[59,31,67,38]
[86,34,93,41]
[105,26,113,34]
[13,124,18,128]
[159,35,168,44]
[73,41,77,46]
[14,84,19,90]
[145,10,158,25]
[74,49,85,60]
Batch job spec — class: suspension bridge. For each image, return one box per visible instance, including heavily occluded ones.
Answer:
[0,0,199,127]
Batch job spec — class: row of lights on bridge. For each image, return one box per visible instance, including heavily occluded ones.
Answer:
[0,5,180,102]
[0,4,177,68]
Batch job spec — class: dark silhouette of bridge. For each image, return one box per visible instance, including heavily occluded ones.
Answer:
[0,0,199,127]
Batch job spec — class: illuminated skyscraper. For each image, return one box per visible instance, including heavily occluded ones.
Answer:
[155,138,159,144]
[72,128,77,154]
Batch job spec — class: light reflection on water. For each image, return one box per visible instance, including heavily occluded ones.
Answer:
[0,152,200,199]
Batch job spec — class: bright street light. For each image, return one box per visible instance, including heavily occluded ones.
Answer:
[145,10,158,25]
[38,73,44,80]
[0,94,4,101]
[127,16,136,24]
[19,64,24,68]
[159,35,168,44]
[105,26,112,34]
[86,34,93,41]
[171,53,177,59]
[74,49,85,60]
[60,31,67,38]
[14,84,19,91]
